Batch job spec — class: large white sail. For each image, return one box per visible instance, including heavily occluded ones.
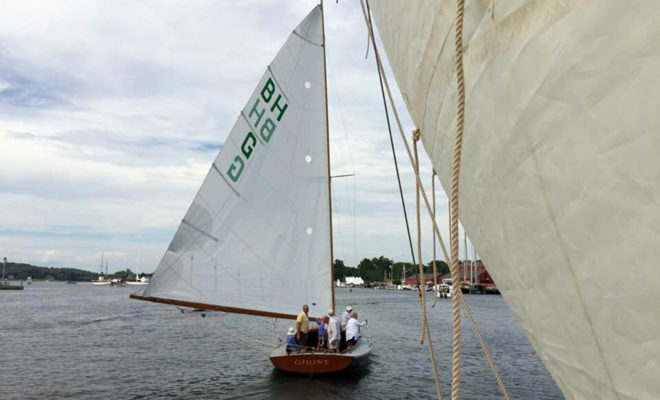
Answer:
[136,6,331,319]
[369,1,660,399]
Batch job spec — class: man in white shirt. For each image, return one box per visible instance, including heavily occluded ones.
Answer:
[326,309,342,353]
[345,311,367,350]
[341,305,353,327]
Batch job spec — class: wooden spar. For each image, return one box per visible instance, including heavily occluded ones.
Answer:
[129,293,315,321]
[320,0,336,312]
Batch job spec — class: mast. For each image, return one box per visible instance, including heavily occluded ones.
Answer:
[320,0,335,312]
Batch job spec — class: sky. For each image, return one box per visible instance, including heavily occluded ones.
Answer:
[0,0,474,273]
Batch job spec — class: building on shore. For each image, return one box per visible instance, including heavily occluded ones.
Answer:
[403,260,497,293]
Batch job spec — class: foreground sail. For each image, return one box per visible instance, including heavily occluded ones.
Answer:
[370,1,660,399]
[132,6,331,320]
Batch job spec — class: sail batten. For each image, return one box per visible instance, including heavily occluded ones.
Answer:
[136,6,332,319]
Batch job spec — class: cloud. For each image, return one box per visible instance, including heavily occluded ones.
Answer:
[0,1,471,272]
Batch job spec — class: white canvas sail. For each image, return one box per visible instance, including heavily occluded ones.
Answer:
[134,6,331,319]
[369,1,660,399]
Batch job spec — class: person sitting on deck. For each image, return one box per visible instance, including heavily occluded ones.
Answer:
[296,304,310,354]
[341,305,353,327]
[326,309,342,353]
[317,315,329,351]
[345,311,367,350]
[286,327,299,354]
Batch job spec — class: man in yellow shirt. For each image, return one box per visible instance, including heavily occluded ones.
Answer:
[296,304,309,354]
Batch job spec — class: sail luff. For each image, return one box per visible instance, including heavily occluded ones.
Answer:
[319,0,336,313]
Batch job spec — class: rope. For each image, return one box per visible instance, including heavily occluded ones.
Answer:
[364,0,417,268]
[359,2,512,399]
[461,295,511,399]
[431,170,440,308]
[449,0,467,397]
[413,130,444,400]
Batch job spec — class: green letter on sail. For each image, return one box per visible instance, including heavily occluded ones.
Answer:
[227,155,245,182]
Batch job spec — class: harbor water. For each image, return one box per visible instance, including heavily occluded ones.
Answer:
[0,283,564,399]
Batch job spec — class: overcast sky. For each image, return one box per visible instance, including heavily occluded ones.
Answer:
[0,0,475,273]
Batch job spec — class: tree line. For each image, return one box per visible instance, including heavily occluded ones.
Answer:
[334,257,449,285]
[0,262,148,282]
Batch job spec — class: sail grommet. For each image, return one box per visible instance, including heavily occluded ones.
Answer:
[304,81,311,89]
[306,227,313,235]
[305,155,312,163]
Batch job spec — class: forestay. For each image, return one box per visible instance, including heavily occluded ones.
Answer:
[136,6,331,319]
[369,1,660,400]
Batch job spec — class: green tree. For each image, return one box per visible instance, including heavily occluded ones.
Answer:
[425,260,449,276]
[334,259,359,281]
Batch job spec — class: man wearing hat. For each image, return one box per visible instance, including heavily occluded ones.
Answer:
[285,327,299,354]
[341,305,353,327]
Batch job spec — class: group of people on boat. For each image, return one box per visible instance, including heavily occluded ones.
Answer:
[286,304,367,354]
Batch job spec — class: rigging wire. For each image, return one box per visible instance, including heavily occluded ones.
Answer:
[363,2,442,399]
[362,1,416,270]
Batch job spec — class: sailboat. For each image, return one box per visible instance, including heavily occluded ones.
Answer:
[130,4,372,374]
[91,252,110,285]
[368,2,660,399]
[126,252,149,286]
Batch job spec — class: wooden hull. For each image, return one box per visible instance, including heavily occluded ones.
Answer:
[0,285,24,291]
[269,340,372,374]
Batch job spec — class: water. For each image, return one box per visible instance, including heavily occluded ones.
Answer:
[1,283,564,399]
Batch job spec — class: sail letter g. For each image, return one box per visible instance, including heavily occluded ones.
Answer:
[227,155,245,182]
[241,132,257,158]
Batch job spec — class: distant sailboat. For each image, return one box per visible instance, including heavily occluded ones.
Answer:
[0,257,23,291]
[126,252,148,286]
[91,252,110,285]
[130,4,372,373]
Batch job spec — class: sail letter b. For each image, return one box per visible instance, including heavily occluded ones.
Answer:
[242,132,257,158]
[260,119,276,143]
[227,155,245,182]
[261,78,276,102]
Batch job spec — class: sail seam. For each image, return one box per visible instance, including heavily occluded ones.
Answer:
[266,66,290,103]
[212,163,241,197]
[181,219,219,242]
[529,147,620,399]
[292,30,322,47]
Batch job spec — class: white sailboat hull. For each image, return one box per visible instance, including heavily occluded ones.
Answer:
[126,281,148,286]
[370,1,660,399]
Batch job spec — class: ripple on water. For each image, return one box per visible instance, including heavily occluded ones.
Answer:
[0,283,564,399]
